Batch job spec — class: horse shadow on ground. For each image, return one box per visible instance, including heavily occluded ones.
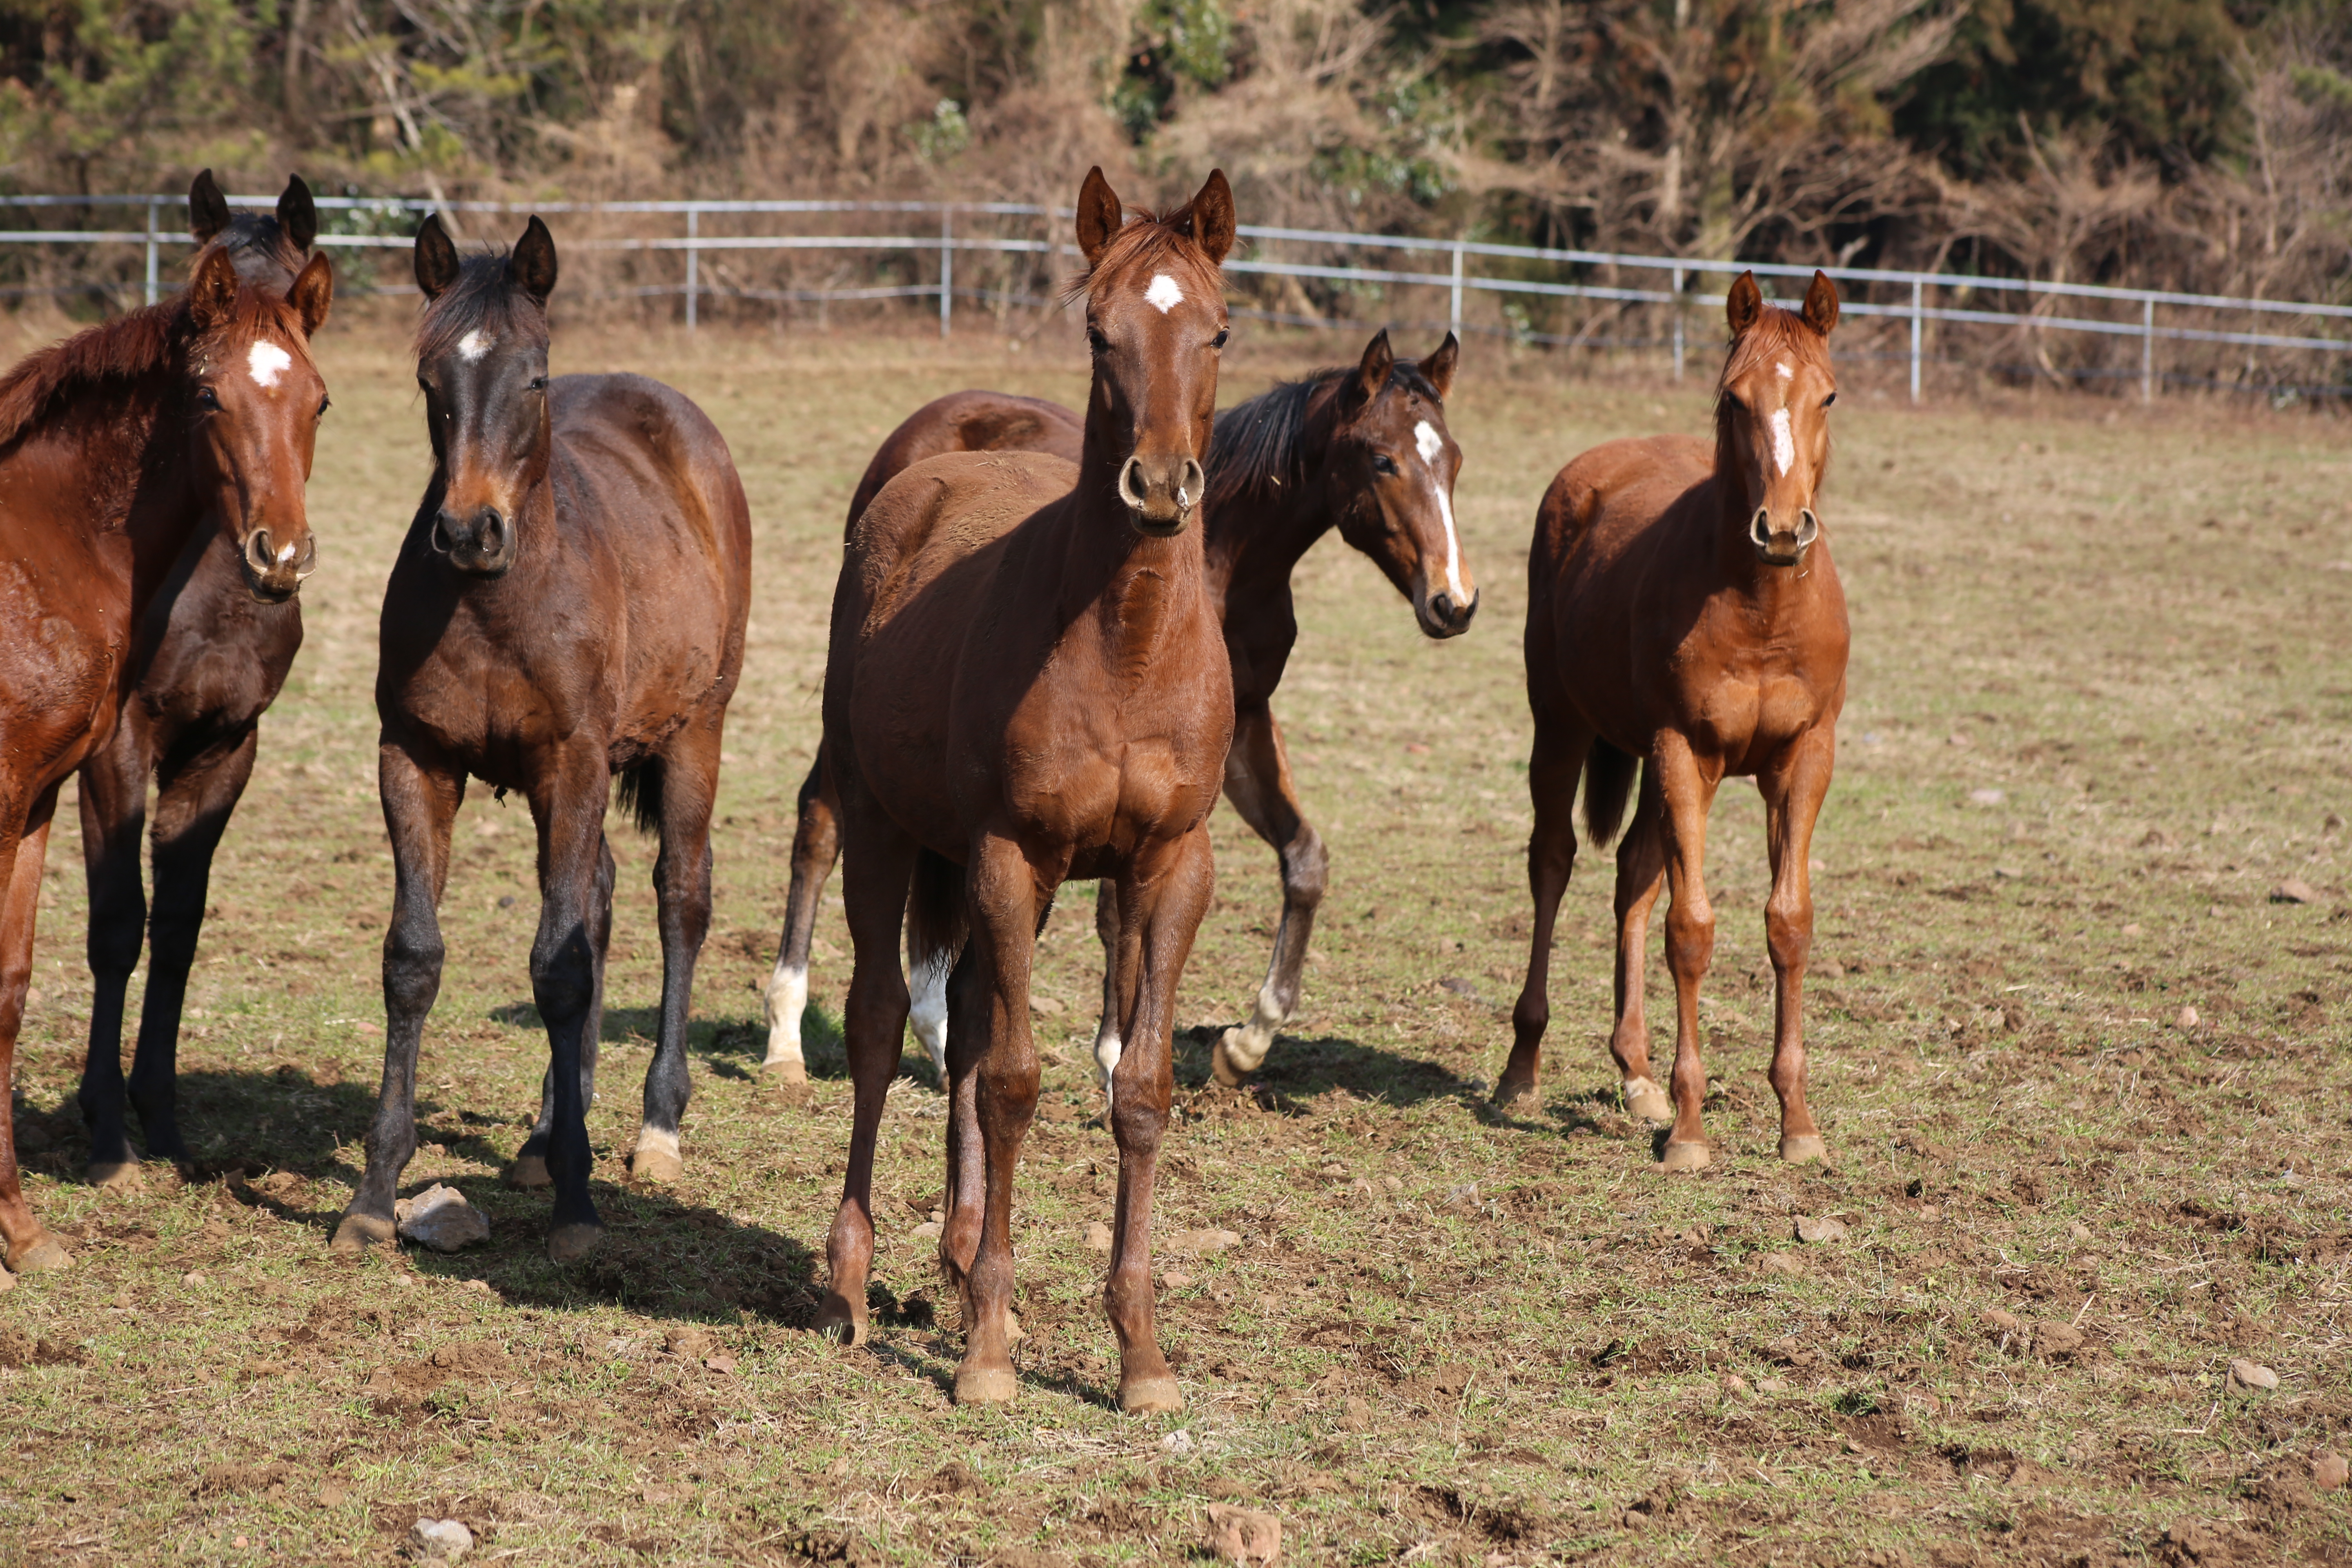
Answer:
[1167,1024,1483,1111]
[27,1062,822,1327]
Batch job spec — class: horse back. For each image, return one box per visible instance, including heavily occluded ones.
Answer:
[845,392,1083,535]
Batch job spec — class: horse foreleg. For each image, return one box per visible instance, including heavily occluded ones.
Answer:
[632,741,720,1185]
[1761,729,1835,1165]
[1103,823,1212,1415]
[1211,702,1323,1085]
[762,744,839,1080]
[817,793,915,1345]
[1499,713,1590,1113]
[1653,737,1721,1170]
[75,719,153,1186]
[515,832,610,1190]
[1609,784,1672,1124]
[0,792,71,1272]
[334,744,460,1253]
[953,832,1043,1406]
[1089,878,1138,1111]
[527,751,615,1262]
[125,726,259,1172]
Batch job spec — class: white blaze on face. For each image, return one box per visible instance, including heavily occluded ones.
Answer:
[457,330,493,363]
[1413,419,1467,603]
[247,340,292,391]
[1144,274,1184,314]
[1768,407,1795,478]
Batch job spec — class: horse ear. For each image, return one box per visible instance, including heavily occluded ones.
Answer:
[1075,167,1123,267]
[189,169,230,244]
[1187,169,1236,265]
[288,251,334,339]
[278,174,317,254]
[188,245,240,329]
[1801,269,1840,337]
[1419,330,1459,400]
[1345,327,1392,408]
[509,215,559,304]
[1726,270,1764,338]
[414,214,459,300]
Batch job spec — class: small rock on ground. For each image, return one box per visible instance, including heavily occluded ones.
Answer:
[2034,1321,2085,1357]
[1083,1222,1113,1252]
[1205,1503,1281,1564]
[1793,1215,1847,1243]
[394,1185,491,1253]
[1169,1227,1241,1256]
[2313,1452,2348,1492]
[409,1518,474,1561]
[2272,878,2320,904]
[1755,1251,1802,1276]
[2227,1357,2279,1394]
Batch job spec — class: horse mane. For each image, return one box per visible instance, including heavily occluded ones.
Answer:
[1208,354,1450,505]
[1060,196,1226,306]
[1713,304,1824,477]
[202,213,307,285]
[416,252,544,365]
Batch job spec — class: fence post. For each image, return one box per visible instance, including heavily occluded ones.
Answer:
[2141,296,2155,403]
[1449,240,1464,340]
[940,205,953,339]
[144,197,159,308]
[1909,277,1923,403]
[684,207,698,332]
[1670,265,1684,381]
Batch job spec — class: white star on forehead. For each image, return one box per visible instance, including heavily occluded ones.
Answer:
[247,341,292,390]
[1144,274,1184,313]
[458,330,493,362]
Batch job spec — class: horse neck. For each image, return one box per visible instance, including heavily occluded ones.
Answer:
[17,378,199,613]
[1203,379,1343,603]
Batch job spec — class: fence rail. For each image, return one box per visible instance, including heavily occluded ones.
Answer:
[7,192,2349,402]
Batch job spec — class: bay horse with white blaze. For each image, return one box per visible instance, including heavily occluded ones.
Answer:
[819,167,1236,1414]
[0,237,333,1272]
[1502,271,1849,1171]
[76,171,322,1187]
[760,329,1474,1095]
[332,216,751,1263]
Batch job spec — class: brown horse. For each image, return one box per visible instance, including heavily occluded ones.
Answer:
[332,215,752,1263]
[76,171,321,1187]
[1501,271,1849,1171]
[759,330,1473,1093]
[0,241,333,1272]
[818,167,1235,1414]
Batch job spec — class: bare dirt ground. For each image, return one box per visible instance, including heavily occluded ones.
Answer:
[4,306,2350,1566]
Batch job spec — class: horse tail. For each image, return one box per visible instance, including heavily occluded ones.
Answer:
[1580,738,1639,849]
[615,757,665,836]
[905,849,969,976]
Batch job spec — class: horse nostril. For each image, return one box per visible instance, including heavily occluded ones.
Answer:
[1431,591,1454,623]
[1176,457,1206,511]
[1750,508,1773,548]
[1796,509,1820,546]
[1117,456,1148,510]
[430,512,458,553]
[293,534,318,578]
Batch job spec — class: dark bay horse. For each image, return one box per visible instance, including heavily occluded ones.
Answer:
[759,330,1473,1092]
[819,167,1236,1414]
[1502,271,1849,1171]
[332,215,752,1263]
[0,243,333,1272]
[76,171,321,1187]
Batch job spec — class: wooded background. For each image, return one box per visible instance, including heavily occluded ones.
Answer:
[0,0,2345,314]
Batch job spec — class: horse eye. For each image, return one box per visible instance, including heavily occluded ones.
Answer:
[1372,453,1399,477]
[1086,326,1109,356]
[1210,328,1230,351]
[196,386,220,411]
[1823,390,1837,408]
[528,376,548,392]
[317,395,331,419]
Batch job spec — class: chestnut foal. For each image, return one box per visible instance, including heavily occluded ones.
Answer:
[0,243,332,1272]
[334,216,751,1262]
[818,168,1236,1414]
[77,171,322,1186]
[759,330,1474,1093]
[1502,271,1849,1170]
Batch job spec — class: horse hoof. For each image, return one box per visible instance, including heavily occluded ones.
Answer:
[1118,1374,1184,1415]
[626,1138,684,1185]
[1624,1078,1673,1123]
[760,1055,808,1084]
[1659,1140,1713,1172]
[505,1156,552,1190]
[813,1294,868,1347]
[546,1223,604,1264]
[954,1364,1018,1406]
[329,1212,395,1255]
[1210,1032,1250,1088]
[87,1160,145,1192]
[6,1234,72,1273]
[1491,1075,1540,1114]
[1779,1134,1829,1165]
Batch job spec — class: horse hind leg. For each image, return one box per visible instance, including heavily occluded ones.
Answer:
[762,745,840,1081]
[1,797,73,1272]
[1211,705,1323,1085]
[1609,785,1674,1126]
[1498,715,1592,1113]
[630,746,719,1186]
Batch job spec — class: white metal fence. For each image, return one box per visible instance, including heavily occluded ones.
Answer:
[7,192,2350,403]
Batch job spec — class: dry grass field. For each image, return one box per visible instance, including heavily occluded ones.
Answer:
[4,302,2350,1567]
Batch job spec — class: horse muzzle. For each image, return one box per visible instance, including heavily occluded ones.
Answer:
[1750,506,1820,567]
[430,505,518,577]
[1118,453,1205,537]
[240,526,315,604]
[1415,584,1479,639]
